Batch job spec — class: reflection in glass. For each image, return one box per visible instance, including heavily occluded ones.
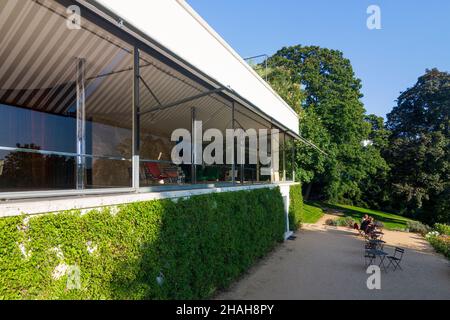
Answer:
[85,157,132,189]
[0,148,75,192]
[285,135,295,181]
[196,164,233,184]
[0,104,77,153]
[234,103,274,184]
[138,50,195,187]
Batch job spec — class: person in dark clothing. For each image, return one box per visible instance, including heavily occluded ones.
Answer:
[360,218,371,233]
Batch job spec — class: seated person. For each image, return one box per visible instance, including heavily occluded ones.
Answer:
[361,215,369,224]
[366,217,379,235]
[366,224,376,235]
[360,217,371,233]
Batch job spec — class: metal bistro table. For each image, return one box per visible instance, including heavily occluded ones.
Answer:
[368,239,386,250]
[371,231,384,240]
[366,249,389,272]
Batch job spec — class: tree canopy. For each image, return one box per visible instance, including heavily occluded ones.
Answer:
[257,46,449,224]
[264,45,386,203]
[385,69,450,224]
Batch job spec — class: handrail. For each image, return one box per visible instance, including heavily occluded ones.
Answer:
[0,146,131,162]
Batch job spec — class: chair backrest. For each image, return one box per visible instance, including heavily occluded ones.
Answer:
[394,247,405,259]
[365,242,376,250]
[145,163,162,178]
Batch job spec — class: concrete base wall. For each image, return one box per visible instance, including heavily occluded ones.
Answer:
[0,183,299,218]
[278,183,295,240]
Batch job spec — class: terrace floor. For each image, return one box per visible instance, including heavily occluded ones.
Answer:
[217,215,450,300]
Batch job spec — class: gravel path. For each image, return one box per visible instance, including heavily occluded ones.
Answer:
[217,217,450,300]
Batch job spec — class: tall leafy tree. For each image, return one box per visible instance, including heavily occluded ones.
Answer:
[388,69,449,138]
[359,115,390,209]
[269,46,369,145]
[386,69,449,224]
[267,45,387,202]
[365,114,390,150]
[256,54,329,199]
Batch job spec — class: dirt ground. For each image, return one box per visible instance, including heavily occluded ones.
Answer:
[216,214,450,300]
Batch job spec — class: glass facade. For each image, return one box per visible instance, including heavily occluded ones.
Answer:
[138,50,194,187]
[285,134,295,181]
[234,104,273,185]
[0,0,133,192]
[194,93,233,185]
[0,0,296,197]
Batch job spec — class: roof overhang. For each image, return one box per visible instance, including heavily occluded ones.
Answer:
[77,0,300,138]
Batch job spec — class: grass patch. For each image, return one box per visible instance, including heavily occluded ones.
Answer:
[302,203,324,224]
[321,203,414,230]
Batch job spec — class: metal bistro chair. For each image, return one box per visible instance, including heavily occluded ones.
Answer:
[364,250,377,268]
[365,240,376,250]
[387,247,405,271]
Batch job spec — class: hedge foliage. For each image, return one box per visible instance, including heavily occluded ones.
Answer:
[0,188,285,300]
[434,223,450,236]
[427,224,450,260]
[427,235,450,259]
[289,184,304,230]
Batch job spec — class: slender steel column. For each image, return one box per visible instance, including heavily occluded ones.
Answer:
[283,132,287,182]
[269,126,274,183]
[292,139,296,182]
[231,102,236,185]
[256,130,260,183]
[76,58,86,190]
[132,48,140,190]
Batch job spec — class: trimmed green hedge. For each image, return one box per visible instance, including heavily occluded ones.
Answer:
[289,184,304,230]
[0,188,285,300]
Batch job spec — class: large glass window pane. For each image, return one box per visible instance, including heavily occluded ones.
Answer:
[0,0,133,192]
[195,94,233,185]
[285,135,295,181]
[85,157,132,189]
[234,104,272,184]
[138,51,194,187]
[83,42,133,189]
[278,133,286,182]
[0,104,76,153]
[0,149,75,191]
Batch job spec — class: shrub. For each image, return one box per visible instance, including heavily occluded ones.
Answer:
[426,231,440,239]
[336,217,356,228]
[289,184,304,230]
[325,219,337,226]
[374,221,384,229]
[0,188,285,300]
[426,232,450,259]
[406,221,431,235]
[434,223,450,236]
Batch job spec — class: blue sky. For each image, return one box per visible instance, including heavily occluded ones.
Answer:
[188,0,450,118]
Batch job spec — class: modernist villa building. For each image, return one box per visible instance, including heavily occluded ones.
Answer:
[0,0,300,233]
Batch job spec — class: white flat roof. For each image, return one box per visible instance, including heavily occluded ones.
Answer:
[91,0,299,135]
